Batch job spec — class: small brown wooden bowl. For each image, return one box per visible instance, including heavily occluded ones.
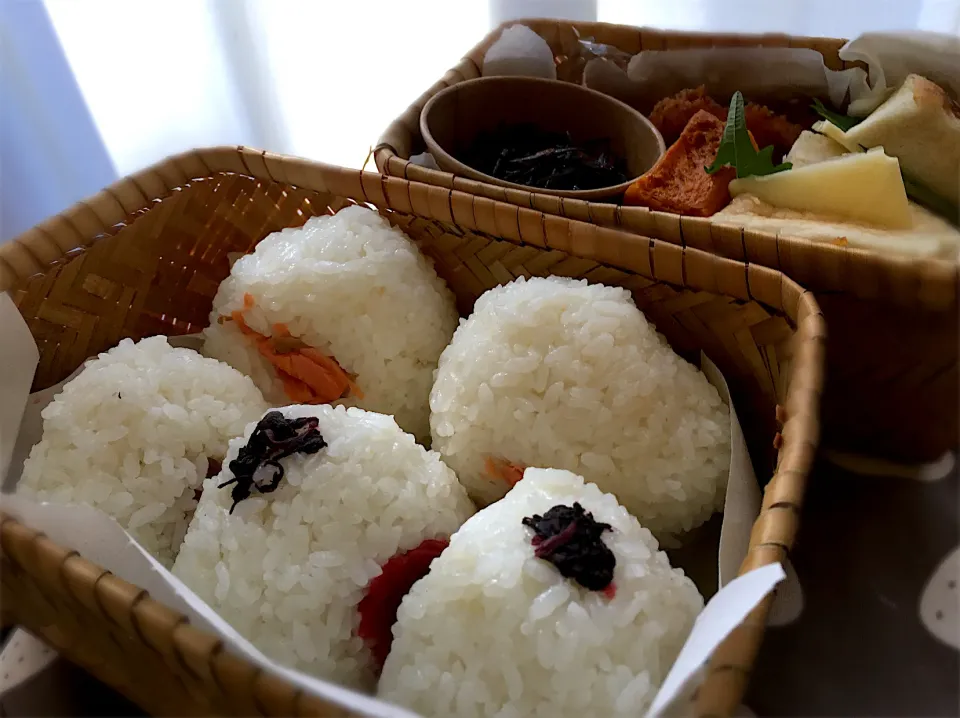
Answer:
[420,76,665,201]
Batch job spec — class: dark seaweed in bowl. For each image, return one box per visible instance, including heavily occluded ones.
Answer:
[459,123,629,192]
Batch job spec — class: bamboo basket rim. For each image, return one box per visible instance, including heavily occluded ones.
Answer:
[1,146,824,326]
[373,19,959,312]
[0,146,824,718]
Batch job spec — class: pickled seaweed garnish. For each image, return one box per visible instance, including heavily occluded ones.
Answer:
[218,411,327,513]
[461,124,628,191]
[522,503,615,591]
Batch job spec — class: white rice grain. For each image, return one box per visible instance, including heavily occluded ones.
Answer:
[172,404,475,690]
[429,276,731,540]
[18,336,267,566]
[202,206,459,443]
[379,468,703,718]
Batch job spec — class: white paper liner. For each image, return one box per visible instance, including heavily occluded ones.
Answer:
[578,30,960,118]
[624,47,860,109]
[839,31,960,116]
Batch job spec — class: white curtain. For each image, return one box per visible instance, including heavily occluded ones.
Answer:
[598,0,960,35]
[0,0,116,242]
[2,0,958,243]
[40,0,490,175]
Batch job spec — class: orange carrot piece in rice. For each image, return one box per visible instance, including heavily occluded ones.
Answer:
[278,373,315,403]
[231,310,256,335]
[234,316,362,404]
[290,353,348,400]
[255,341,351,404]
[485,457,526,486]
[300,347,364,399]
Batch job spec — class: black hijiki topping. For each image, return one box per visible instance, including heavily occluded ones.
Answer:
[218,411,326,514]
[522,503,615,591]
[461,124,629,192]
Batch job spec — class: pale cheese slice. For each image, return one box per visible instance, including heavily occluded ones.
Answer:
[785,130,850,168]
[729,148,911,230]
[811,120,861,152]
[812,75,960,203]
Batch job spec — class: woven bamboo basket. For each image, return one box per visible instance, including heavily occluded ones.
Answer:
[375,19,958,463]
[0,147,823,717]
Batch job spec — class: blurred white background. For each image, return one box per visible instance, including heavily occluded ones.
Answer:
[2,0,960,241]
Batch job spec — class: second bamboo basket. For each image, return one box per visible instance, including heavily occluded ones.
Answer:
[375,19,958,463]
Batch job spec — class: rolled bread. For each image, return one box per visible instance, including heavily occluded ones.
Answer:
[841,74,960,204]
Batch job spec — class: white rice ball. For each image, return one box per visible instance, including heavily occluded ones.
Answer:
[483,24,557,80]
[378,468,703,718]
[18,336,267,567]
[172,404,475,690]
[203,205,459,444]
[430,276,730,540]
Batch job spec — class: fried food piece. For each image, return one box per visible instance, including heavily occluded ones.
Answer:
[743,103,803,158]
[650,86,802,157]
[649,87,727,144]
[624,110,734,216]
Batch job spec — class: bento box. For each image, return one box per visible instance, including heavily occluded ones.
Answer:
[0,147,822,717]
[375,20,958,464]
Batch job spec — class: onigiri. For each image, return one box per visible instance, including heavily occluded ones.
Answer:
[378,468,703,718]
[172,404,475,690]
[202,205,459,443]
[429,276,731,540]
[18,336,268,566]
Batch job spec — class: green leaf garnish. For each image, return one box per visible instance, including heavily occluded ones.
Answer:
[902,171,960,227]
[705,91,792,179]
[811,99,861,132]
